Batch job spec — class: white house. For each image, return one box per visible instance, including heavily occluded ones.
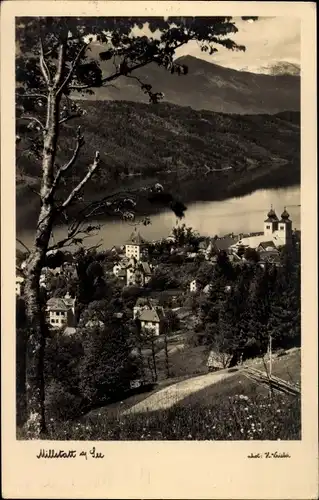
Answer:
[125,230,147,261]
[133,297,159,319]
[15,274,25,296]
[46,292,76,329]
[139,307,165,336]
[190,279,199,293]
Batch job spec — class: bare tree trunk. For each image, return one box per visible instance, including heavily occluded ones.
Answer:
[23,89,61,437]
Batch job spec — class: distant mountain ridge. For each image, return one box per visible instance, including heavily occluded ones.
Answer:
[16,101,300,230]
[72,52,300,115]
[240,61,300,76]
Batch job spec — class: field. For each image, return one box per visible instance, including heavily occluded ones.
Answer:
[41,347,301,441]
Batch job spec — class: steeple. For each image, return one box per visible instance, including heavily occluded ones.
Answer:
[280,207,291,221]
[264,204,279,222]
[264,205,279,237]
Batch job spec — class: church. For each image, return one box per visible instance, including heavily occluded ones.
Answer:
[230,206,293,251]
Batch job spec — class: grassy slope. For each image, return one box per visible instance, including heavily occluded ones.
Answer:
[82,347,300,420]
[40,348,300,440]
[16,100,300,231]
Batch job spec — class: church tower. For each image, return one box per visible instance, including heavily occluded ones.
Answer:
[276,207,293,246]
[264,205,279,238]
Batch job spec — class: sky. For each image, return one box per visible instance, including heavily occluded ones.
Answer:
[179,17,301,71]
[131,16,301,72]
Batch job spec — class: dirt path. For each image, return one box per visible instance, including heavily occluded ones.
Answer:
[123,369,239,415]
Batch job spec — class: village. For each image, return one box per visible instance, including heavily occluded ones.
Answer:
[16,206,299,353]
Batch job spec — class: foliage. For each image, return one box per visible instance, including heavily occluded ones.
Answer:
[171,223,199,248]
[43,331,84,421]
[199,243,301,362]
[39,391,301,441]
[79,323,140,406]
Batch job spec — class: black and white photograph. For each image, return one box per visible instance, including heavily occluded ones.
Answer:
[13,12,305,443]
[1,1,318,498]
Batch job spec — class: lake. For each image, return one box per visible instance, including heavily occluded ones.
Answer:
[17,186,301,251]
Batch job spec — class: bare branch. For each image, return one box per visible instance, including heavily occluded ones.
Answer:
[39,37,51,85]
[47,221,103,252]
[16,93,48,100]
[16,238,31,254]
[48,126,85,198]
[57,43,89,95]
[19,115,45,130]
[59,113,82,125]
[61,151,100,209]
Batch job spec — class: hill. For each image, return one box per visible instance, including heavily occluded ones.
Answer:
[16,101,300,231]
[71,53,300,115]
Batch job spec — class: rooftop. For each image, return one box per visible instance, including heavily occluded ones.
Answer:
[211,236,238,251]
[139,308,161,323]
[126,231,146,246]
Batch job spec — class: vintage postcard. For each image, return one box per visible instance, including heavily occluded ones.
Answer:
[1,1,318,498]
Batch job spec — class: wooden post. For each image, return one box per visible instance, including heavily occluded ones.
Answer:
[269,334,272,379]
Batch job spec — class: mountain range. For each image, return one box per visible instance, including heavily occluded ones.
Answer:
[72,53,300,115]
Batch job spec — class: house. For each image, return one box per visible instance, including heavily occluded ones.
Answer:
[190,279,199,293]
[126,258,152,287]
[231,207,293,252]
[258,251,282,268]
[203,284,213,294]
[15,274,25,296]
[256,241,278,252]
[125,230,147,261]
[85,319,105,329]
[133,297,159,319]
[46,292,76,329]
[139,307,165,336]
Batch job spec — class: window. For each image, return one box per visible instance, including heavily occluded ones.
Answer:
[56,311,60,316]
[280,225,285,230]
[266,225,270,229]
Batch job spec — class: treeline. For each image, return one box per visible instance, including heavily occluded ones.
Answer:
[197,244,301,366]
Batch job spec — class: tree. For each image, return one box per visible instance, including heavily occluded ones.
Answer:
[16,16,250,435]
[171,223,199,248]
[244,247,260,263]
[79,322,139,406]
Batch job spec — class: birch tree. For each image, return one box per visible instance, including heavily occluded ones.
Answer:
[16,16,249,436]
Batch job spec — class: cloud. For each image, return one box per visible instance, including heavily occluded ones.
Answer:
[176,17,300,70]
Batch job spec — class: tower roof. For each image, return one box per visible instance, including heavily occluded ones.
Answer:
[280,207,291,221]
[125,230,146,245]
[264,205,279,223]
